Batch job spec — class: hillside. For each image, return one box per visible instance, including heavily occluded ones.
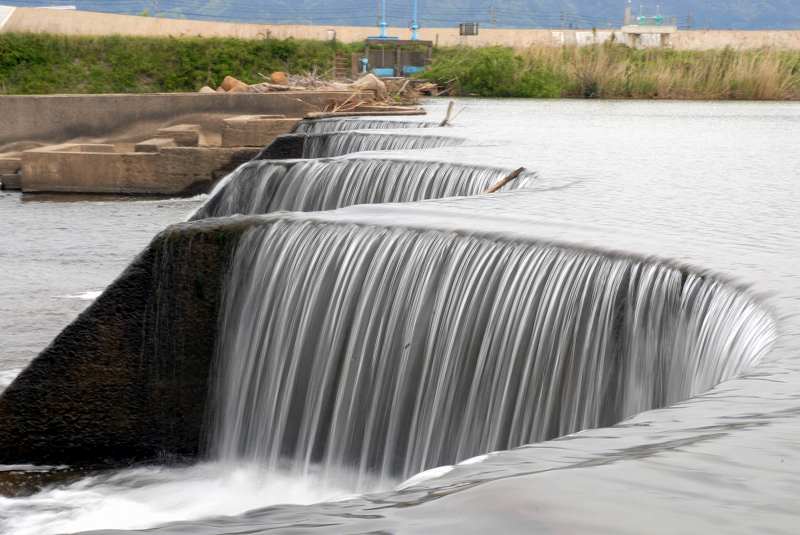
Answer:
[3,1,799,30]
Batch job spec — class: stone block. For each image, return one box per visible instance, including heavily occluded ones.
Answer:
[0,173,21,190]
[0,157,21,174]
[270,71,289,85]
[135,137,177,153]
[221,115,299,148]
[155,124,201,147]
[220,76,248,92]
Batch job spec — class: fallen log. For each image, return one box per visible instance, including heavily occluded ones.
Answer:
[484,167,526,193]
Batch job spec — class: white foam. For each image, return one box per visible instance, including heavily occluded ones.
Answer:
[396,465,454,490]
[0,462,360,535]
[458,454,488,465]
[59,290,102,301]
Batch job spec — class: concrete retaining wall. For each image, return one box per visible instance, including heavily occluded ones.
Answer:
[0,218,244,464]
[0,91,358,148]
[2,7,800,50]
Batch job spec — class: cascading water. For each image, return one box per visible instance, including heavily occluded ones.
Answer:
[293,118,438,134]
[191,158,537,220]
[208,220,775,487]
[302,132,464,158]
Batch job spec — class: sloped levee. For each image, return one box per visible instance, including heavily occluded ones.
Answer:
[293,118,438,134]
[190,158,537,220]
[208,218,776,485]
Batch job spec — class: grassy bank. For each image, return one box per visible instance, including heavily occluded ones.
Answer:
[2,32,800,100]
[0,32,354,94]
[423,45,800,100]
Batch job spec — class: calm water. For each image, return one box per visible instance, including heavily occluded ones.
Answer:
[1,98,799,534]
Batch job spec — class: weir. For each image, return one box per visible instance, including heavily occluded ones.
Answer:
[302,131,464,159]
[207,218,775,485]
[0,115,776,498]
[191,157,538,220]
[254,131,464,160]
[293,118,438,135]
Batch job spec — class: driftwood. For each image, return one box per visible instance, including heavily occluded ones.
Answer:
[440,101,455,127]
[485,167,526,193]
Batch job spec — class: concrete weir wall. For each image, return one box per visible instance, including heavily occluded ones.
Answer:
[2,7,800,50]
[0,217,248,464]
[0,92,353,148]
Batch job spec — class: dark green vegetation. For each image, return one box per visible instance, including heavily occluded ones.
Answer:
[422,45,800,100]
[2,32,800,100]
[0,32,357,94]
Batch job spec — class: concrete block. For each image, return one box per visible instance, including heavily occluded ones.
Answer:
[0,172,21,190]
[155,124,201,147]
[21,143,258,195]
[77,144,116,153]
[135,137,177,153]
[0,157,21,174]
[221,115,299,148]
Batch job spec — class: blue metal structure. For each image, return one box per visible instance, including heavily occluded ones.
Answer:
[411,0,419,40]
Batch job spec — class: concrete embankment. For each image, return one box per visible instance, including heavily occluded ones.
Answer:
[2,6,800,50]
[0,92,353,149]
[0,92,362,194]
[0,217,244,465]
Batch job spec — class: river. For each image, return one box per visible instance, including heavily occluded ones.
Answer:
[1,98,799,534]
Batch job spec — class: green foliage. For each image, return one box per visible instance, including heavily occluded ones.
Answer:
[422,44,800,100]
[0,32,351,94]
[421,46,561,98]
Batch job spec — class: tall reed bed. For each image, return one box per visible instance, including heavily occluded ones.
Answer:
[424,44,800,100]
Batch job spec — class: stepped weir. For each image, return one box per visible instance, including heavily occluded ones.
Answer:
[293,118,438,134]
[191,158,537,220]
[207,219,774,486]
[0,114,776,506]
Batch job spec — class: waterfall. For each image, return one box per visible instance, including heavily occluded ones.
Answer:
[208,220,775,486]
[302,132,464,158]
[294,118,438,134]
[191,158,537,220]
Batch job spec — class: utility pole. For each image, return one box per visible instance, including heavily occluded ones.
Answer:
[410,0,419,40]
[377,0,388,38]
[489,3,497,28]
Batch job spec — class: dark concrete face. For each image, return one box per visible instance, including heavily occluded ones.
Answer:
[0,219,242,466]
[254,134,306,160]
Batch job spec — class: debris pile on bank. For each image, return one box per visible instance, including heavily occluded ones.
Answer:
[199,72,423,114]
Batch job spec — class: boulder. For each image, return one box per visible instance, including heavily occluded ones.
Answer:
[350,73,387,100]
[199,86,216,94]
[220,76,248,92]
[270,71,289,85]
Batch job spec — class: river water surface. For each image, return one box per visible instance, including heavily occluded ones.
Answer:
[1,98,799,534]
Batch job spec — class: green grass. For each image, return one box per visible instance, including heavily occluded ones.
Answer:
[3,33,800,100]
[0,32,358,94]
[423,44,800,100]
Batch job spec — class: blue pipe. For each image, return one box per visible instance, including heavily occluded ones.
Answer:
[379,0,387,38]
[411,0,419,40]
